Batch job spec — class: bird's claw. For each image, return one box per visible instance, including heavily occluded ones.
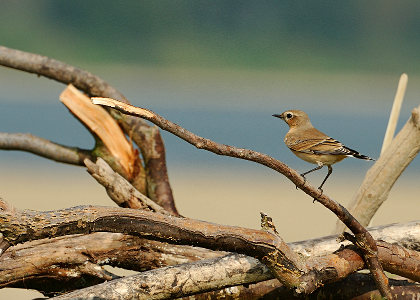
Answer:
[296,174,307,189]
[312,187,323,203]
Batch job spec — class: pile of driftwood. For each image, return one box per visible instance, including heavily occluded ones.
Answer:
[0,46,419,299]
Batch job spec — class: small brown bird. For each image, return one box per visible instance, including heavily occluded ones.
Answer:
[273,110,374,191]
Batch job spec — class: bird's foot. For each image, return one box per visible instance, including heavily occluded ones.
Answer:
[297,174,307,190]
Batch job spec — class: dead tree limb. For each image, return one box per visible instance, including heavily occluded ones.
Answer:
[335,104,420,232]
[1,201,418,296]
[50,254,272,300]
[0,220,418,296]
[0,200,306,288]
[50,251,420,300]
[92,97,394,298]
[0,45,177,215]
[0,132,92,165]
[380,73,408,155]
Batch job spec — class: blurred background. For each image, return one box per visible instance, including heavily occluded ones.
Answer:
[0,1,419,298]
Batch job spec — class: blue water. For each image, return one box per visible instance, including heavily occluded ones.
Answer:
[1,67,419,175]
[1,100,417,174]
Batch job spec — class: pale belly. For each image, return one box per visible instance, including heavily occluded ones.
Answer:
[291,150,347,166]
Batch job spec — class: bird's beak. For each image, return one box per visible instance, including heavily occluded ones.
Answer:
[272,114,283,119]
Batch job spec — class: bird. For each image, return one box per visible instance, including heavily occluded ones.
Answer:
[272,110,374,193]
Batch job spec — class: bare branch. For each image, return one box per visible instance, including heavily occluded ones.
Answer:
[0,232,222,295]
[123,117,177,215]
[84,157,171,214]
[0,202,305,287]
[2,201,419,297]
[0,132,91,165]
[92,97,393,298]
[50,251,420,300]
[335,105,420,233]
[51,254,271,300]
[1,221,418,295]
[0,46,126,101]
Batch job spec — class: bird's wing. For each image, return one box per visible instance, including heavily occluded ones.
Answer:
[288,137,351,155]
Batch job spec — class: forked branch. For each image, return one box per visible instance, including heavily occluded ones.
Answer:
[0,45,178,215]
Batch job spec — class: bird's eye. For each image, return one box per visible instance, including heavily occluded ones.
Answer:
[286,113,293,119]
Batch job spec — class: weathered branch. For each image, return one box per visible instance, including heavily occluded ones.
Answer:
[1,220,418,296]
[305,273,419,300]
[335,105,420,233]
[0,232,222,295]
[196,275,420,300]
[0,201,306,288]
[0,46,126,101]
[0,132,92,165]
[51,251,420,300]
[1,201,418,296]
[84,157,170,215]
[123,117,177,215]
[381,73,407,155]
[0,45,177,215]
[52,254,271,300]
[92,97,393,298]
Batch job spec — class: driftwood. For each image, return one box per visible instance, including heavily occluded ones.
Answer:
[0,46,418,299]
[1,220,418,296]
[0,199,419,298]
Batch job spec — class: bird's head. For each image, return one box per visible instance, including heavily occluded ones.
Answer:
[272,110,312,128]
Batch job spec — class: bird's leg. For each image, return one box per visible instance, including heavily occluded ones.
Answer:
[301,164,324,177]
[317,165,333,194]
[313,167,332,203]
[298,164,324,190]
[318,165,333,191]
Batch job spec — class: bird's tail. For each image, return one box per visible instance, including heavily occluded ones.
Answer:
[352,152,375,161]
[344,146,375,161]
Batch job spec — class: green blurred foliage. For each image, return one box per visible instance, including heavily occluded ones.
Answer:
[1,0,419,73]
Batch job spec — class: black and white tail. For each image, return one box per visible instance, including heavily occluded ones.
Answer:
[343,146,375,161]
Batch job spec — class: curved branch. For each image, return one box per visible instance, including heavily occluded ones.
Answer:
[0,132,92,165]
[0,46,126,101]
[92,97,393,298]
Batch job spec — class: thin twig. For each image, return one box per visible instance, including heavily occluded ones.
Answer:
[0,132,92,165]
[381,73,408,155]
[84,157,171,215]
